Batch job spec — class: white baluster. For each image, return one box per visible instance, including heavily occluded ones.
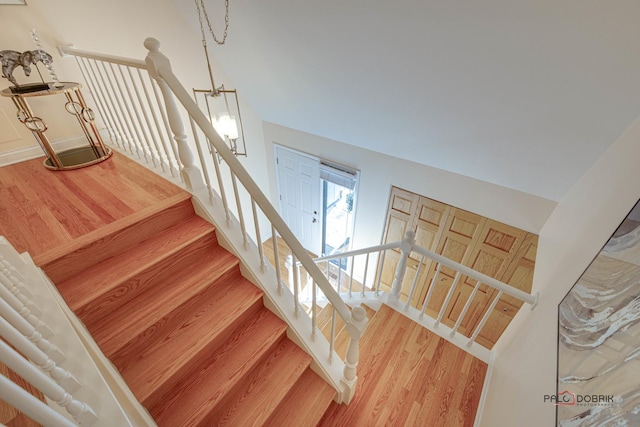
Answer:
[329,307,337,363]
[0,279,53,338]
[144,37,205,192]
[405,255,425,311]
[467,291,503,347]
[390,231,415,303]
[0,297,64,363]
[251,198,266,271]
[434,271,462,328]
[375,250,386,296]
[341,305,369,404]
[272,228,283,295]
[348,256,355,297]
[311,280,317,341]
[292,254,300,318]
[0,340,97,426]
[0,374,75,427]
[0,260,39,314]
[0,314,80,392]
[420,263,443,319]
[450,280,482,337]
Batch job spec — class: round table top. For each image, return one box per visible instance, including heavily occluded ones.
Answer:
[1,82,80,98]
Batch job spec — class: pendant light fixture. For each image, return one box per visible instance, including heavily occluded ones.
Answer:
[193,0,247,157]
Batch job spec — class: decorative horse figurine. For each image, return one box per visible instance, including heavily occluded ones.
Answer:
[0,49,53,87]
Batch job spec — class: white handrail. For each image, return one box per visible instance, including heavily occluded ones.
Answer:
[60,45,146,69]
[312,241,400,263]
[311,232,538,308]
[411,244,538,306]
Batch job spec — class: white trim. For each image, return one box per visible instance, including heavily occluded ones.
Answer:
[474,350,495,427]
[0,136,89,167]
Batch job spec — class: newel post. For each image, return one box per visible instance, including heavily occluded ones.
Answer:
[144,38,204,191]
[389,230,415,302]
[341,305,369,403]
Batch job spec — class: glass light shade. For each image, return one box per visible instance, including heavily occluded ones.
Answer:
[226,115,239,140]
[216,112,239,140]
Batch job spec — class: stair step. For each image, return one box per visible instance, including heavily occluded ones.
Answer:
[264,369,337,427]
[149,307,288,426]
[75,218,220,331]
[210,338,313,426]
[36,192,193,283]
[88,244,239,357]
[109,274,264,405]
[57,214,215,312]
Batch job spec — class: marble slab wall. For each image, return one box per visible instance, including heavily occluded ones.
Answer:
[557,201,640,426]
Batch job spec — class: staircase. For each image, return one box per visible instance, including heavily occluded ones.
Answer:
[35,192,336,426]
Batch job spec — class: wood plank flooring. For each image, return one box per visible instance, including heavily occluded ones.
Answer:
[0,153,185,258]
[320,305,488,427]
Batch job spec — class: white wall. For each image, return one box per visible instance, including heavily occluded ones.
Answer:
[480,115,640,426]
[0,0,272,223]
[263,122,556,255]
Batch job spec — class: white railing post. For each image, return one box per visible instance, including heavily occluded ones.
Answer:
[144,38,205,191]
[389,230,416,303]
[341,305,369,404]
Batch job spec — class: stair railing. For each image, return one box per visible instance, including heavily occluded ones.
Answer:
[0,236,136,426]
[302,230,538,357]
[58,38,367,403]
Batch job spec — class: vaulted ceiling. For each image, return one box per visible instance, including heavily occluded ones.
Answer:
[178,0,640,201]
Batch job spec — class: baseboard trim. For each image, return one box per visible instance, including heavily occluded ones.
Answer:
[0,136,88,167]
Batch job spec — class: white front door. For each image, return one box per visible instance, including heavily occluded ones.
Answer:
[275,146,322,255]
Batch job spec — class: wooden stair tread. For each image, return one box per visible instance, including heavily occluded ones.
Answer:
[57,215,215,311]
[150,307,288,426]
[110,275,264,403]
[211,338,313,426]
[87,245,239,356]
[36,192,193,283]
[76,226,225,330]
[265,368,337,427]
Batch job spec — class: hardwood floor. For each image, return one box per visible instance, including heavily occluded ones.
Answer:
[320,305,488,427]
[0,153,185,258]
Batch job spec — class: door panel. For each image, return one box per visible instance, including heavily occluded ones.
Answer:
[419,209,485,309]
[275,146,321,255]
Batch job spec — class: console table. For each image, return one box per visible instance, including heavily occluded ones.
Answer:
[1,82,112,170]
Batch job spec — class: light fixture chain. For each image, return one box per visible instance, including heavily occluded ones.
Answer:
[196,0,229,46]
